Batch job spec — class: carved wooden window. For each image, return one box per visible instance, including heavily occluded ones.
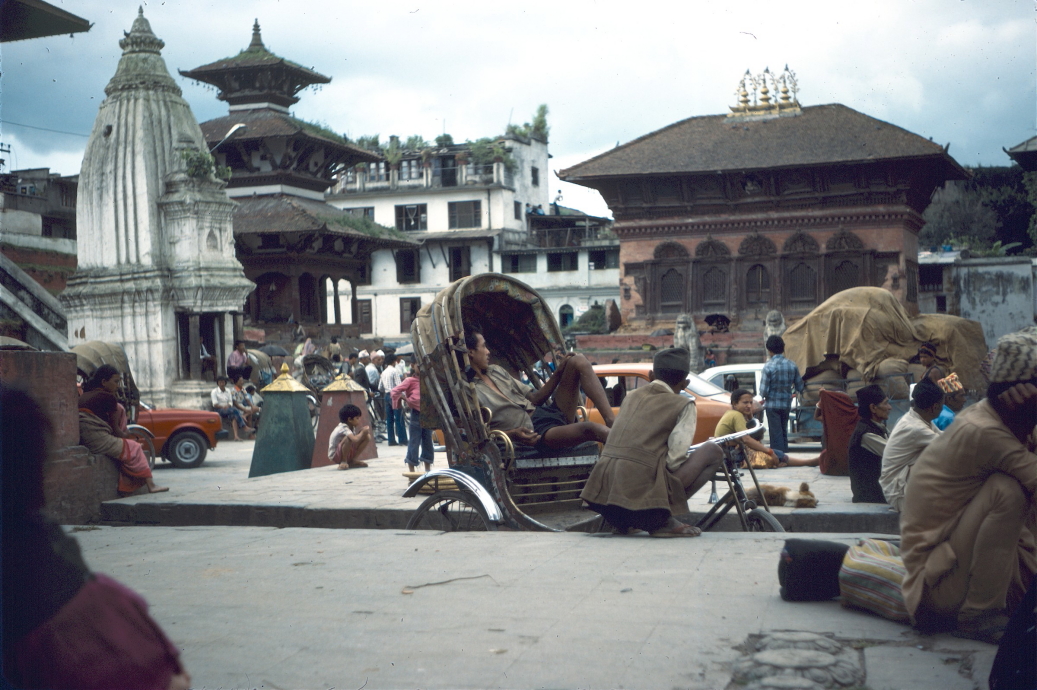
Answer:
[356,299,372,333]
[745,264,770,305]
[400,297,421,333]
[660,268,685,313]
[788,263,817,304]
[703,266,727,307]
[831,260,860,295]
[396,249,421,284]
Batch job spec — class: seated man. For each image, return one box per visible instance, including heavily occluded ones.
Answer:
[580,347,723,537]
[847,384,891,503]
[901,331,1037,644]
[465,330,613,452]
[211,376,252,441]
[879,377,944,512]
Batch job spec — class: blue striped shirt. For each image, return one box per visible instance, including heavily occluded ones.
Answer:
[759,354,805,411]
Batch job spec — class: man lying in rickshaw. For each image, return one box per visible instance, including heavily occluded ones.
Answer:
[464,330,613,452]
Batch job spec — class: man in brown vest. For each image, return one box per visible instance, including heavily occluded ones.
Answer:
[580,347,724,537]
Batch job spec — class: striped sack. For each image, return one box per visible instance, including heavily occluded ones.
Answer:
[838,538,909,622]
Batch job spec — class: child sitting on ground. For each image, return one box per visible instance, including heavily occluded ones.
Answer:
[715,388,783,468]
[328,404,372,470]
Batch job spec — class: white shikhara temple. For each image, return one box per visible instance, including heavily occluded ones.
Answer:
[61,8,253,408]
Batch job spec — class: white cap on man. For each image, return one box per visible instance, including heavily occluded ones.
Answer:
[358,350,370,358]
[375,350,385,358]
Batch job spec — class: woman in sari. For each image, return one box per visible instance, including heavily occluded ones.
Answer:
[79,365,168,495]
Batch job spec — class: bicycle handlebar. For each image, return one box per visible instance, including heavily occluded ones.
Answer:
[687,426,759,454]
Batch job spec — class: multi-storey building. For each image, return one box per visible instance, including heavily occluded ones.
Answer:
[326,135,619,338]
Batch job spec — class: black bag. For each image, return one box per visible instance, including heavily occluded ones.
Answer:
[989,574,1036,690]
[777,538,850,602]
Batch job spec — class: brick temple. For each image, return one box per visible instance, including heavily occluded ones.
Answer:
[560,68,967,330]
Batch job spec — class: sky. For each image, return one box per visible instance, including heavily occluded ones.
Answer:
[1,0,1034,218]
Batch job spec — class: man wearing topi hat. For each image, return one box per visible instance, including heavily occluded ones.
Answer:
[580,347,724,537]
[900,330,1037,644]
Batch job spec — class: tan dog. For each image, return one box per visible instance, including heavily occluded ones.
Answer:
[747,482,818,508]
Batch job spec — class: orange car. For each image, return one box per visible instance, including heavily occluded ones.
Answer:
[587,363,731,445]
[135,401,225,469]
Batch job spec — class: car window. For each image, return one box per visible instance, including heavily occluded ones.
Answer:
[685,374,726,397]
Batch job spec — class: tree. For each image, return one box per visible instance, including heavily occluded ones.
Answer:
[920,182,999,248]
[506,104,550,143]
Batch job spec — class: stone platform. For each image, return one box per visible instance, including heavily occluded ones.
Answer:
[71,526,997,690]
[99,440,898,534]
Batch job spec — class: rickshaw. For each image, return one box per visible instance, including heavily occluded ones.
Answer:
[402,274,784,533]
[71,340,157,468]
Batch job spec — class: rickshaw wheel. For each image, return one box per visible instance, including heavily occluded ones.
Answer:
[746,508,784,532]
[406,490,497,532]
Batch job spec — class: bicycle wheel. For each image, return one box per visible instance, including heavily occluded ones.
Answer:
[406,490,497,532]
[746,507,784,532]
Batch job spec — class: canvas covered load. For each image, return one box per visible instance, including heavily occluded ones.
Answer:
[783,287,988,392]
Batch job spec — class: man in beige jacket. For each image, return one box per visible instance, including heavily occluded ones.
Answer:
[580,347,723,537]
[900,330,1037,644]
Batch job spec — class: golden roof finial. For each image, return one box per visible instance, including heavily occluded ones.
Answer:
[728,66,801,119]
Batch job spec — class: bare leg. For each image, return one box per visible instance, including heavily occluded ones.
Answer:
[541,421,609,449]
[407,464,417,472]
[673,442,724,498]
[551,354,617,427]
[423,461,432,472]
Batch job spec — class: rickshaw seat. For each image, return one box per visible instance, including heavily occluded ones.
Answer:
[511,441,600,470]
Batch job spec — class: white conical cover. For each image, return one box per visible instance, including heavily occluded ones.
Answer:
[77,7,209,270]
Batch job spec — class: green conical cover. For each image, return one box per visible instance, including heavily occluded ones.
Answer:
[248,390,315,478]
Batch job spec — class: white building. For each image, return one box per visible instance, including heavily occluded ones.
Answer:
[326,134,619,339]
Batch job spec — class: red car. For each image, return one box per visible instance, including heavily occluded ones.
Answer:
[134,401,226,468]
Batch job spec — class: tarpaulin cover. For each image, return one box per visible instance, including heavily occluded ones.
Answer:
[783,288,988,391]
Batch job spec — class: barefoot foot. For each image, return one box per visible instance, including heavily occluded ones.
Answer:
[148,485,170,493]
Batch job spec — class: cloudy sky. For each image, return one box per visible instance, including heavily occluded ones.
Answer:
[1,0,1034,217]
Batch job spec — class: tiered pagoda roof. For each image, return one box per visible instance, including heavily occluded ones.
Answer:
[179,20,329,108]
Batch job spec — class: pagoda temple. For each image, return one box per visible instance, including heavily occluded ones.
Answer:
[181,22,415,340]
[559,67,968,330]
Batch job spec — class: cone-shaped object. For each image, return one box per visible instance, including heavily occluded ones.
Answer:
[249,364,315,478]
[311,375,378,468]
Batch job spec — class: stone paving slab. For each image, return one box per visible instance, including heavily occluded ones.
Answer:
[71,526,995,690]
[100,440,898,533]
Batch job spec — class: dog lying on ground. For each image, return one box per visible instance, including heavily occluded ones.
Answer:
[746,482,818,508]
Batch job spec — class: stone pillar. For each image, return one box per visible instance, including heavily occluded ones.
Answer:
[233,312,244,342]
[351,281,359,324]
[222,312,234,374]
[333,279,342,324]
[188,314,201,381]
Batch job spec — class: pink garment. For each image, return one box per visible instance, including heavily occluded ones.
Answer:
[227,349,248,368]
[391,375,420,411]
[117,439,151,493]
[9,574,182,690]
[113,403,129,435]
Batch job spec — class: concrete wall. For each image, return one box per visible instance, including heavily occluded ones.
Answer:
[955,258,1035,345]
[0,350,118,523]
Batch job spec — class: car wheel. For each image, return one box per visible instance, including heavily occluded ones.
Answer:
[166,430,208,469]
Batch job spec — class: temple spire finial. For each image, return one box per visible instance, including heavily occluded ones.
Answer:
[248,19,265,51]
[728,65,800,119]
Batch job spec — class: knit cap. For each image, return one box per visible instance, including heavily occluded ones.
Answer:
[989,330,1037,383]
